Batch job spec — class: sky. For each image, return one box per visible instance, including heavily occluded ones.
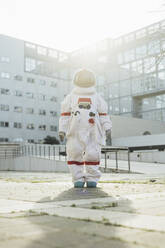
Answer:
[0,0,165,52]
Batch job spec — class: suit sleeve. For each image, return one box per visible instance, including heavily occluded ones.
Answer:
[59,94,72,133]
[97,94,112,132]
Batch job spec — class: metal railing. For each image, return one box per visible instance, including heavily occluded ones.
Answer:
[0,143,67,161]
[21,144,67,161]
[0,143,131,172]
[0,143,22,159]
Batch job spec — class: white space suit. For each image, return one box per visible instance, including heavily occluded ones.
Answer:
[59,69,112,187]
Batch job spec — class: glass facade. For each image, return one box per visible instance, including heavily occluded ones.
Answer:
[23,19,165,123]
[24,43,69,79]
[83,19,165,122]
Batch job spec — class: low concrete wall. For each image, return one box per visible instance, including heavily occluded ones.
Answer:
[1,152,165,172]
[0,156,69,172]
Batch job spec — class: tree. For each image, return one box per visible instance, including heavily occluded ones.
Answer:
[43,136,60,145]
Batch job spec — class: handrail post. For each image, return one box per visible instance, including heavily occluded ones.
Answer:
[48,146,50,159]
[59,146,61,160]
[104,151,107,172]
[115,150,118,172]
[65,145,66,161]
[53,146,55,160]
[128,150,131,173]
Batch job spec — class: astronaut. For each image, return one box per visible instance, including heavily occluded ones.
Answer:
[59,69,112,188]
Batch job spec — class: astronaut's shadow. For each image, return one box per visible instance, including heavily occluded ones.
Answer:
[40,187,110,203]
[26,191,135,248]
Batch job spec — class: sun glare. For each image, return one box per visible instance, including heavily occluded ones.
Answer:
[0,0,164,51]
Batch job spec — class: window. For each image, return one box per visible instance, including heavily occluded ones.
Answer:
[161,20,165,30]
[0,122,9,127]
[120,80,131,96]
[158,57,165,70]
[27,124,35,130]
[124,34,134,43]
[50,111,57,117]
[48,49,58,58]
[14,75,23,81]
[136,45,147,59]
[0,88,10,95]
[98,56,107,63]
[120,97,132,113]
[136,29,146,39]
[14,106,22,113]
[131,60,143,75]
[37,46,47,55]
[39,94,46,101]
[117,53,123,64]
[144,57,155,73]
[158,71,165,89]
[27,139,34,143]
[39,109,46,115]
[15,90,23,97]
[148,40,160,55]
[14,122,22,129]
[25,57,36,72]
[25,42,36,49]
[50,96,57,102]
[143,75,157,91]
[158,71,165,80]
[141,96,163,112]
[119,64,130,80]
[97,40,108,51]
[38,125,46,130]
[50,81,57,87]
[0,104,9,111]
[59,52,68,62]
[109,83,119,98]
[1,56,10,63]
[124,49,135,62]
[26,92,34,99]
[132,77,143,94]
[111,99,120,114]
[26,108,34,114]
[97,75,105,86]
[0,137,8,142]
[1,72,10,79]
[148,24,160,34]
[39,79,46,86]
[114,38,123,47]
[50,125,57,132]
[60,69,68,79]
[27,77,35,83]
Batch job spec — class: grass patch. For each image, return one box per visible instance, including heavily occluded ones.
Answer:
[99,180,165,184]
[28,210,49,216]
[91,202,118,210]
[1,178,57,183]
[70,204,76,207]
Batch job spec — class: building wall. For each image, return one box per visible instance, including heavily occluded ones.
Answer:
[70,19,165,123]
[1,19,165,143]
[0,35,71,143]
[112,133,165,147]
[111,115,165,138]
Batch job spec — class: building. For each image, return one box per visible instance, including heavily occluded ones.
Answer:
[0,19,165,143]
[0,35,71,143]
[70,19,165,122]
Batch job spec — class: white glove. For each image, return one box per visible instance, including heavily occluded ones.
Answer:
[106,129,111,145]
[59,132,65,142]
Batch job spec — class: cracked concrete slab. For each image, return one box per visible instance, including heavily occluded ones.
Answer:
[0,171,165,248]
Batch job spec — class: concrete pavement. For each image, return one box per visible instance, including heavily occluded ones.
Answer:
[0,171,165,248]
